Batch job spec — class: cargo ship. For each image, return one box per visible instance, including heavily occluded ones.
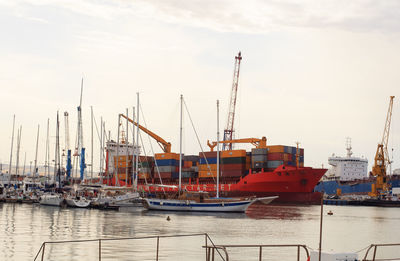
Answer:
[103,140,327,204]
[313,140,400,195]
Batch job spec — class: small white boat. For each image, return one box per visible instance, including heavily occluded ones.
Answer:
[39,193,64,206]
[65,197,91,208]
[143,191,278,212]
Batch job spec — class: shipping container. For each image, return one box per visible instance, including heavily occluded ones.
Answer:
[155,153,180,160]
[267,160,284,169]
[221,150,247,158]
[251,148,268,155]
[199,151,219,158]
[251,162,268,169]
[184,155,200,162]
[266,145,285,153]
[157,172,173,179]
[220,157,246,165]
[155,159,179,166]
[156,166,179,173]
[220,169,243,177]
[199,157,218,165]
[138,173,150,179]
[267,153,285,161]
[251,154,268,163]
[220,163,245,171]
[198,170,218,178]
[198,164,217,171]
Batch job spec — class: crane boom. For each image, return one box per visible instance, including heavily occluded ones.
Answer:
[120,114,172,153]
[370,96,394,197]
[223,52,242,151]
[208,136,267,151]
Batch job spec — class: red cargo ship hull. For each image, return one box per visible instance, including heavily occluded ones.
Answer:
[132,165,327,204]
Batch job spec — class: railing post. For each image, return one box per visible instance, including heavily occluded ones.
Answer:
[205,234,208,261]
[99,239,101,261]
[259,246,262,261]
[372,245,377,261]
[297,246,300,261]
[41,243,45,261]
[156,236,159,261]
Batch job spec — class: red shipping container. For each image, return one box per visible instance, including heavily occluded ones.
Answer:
[156,172,172,179]
[199,151,219,158]
[267,152,285,161]
[220,164,245,171]
[221,169,243,177]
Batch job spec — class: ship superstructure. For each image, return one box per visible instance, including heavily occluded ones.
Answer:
[325,138,368,181]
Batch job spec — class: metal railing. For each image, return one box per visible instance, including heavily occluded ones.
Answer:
[33,233,225,261]
[362,243,400,261]
[204,244,310,261]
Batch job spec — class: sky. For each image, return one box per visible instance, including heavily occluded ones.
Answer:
[1,0,400,174]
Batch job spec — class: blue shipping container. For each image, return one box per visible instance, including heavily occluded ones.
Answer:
[199,157,218,165]
[155,159,179,166]
[267,160,284,169]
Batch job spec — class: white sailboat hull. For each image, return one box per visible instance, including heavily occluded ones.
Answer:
[39,194,64,206]
[65,198,91,208]
[142,196,278,213]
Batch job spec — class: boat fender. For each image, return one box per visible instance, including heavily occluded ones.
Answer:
[222,202,224,207]
[160,201,163,206]
[186,200,189,205]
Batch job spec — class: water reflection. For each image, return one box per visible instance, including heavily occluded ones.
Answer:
[1,203,400,260]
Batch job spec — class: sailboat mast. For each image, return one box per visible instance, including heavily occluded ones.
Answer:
[8,115,15,186]
[125,108,129,187]
[22,152,26,176]
[45,118,49,180]
[115,114,121,187]
[131,107,135,187]
[33,125,40,182]
[91,106,94,184]
[179,95,183,193]
[100,117,103,185]
[135,93,140,190]
[15,126,22,176]
[216,100,220,198]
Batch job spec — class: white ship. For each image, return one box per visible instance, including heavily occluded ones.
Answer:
[325,138,368,181]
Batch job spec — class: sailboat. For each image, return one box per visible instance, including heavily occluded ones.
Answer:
[142,96,278,212]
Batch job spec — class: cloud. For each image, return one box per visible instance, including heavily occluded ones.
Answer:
[2,0,400,33]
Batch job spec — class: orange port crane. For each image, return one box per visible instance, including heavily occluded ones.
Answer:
[120,114,172,153]
[207,136,267,151]
[223,52,242,151]
[369,96,394,197]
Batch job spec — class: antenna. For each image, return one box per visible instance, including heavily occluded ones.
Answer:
[346,137,352,158]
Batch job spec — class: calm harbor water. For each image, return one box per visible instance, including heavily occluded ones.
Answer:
[1,203,400,261]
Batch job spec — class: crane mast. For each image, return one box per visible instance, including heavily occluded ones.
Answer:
[370,96,394,197]
[223,52,242,151]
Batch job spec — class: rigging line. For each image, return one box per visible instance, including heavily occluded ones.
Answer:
[354,245,371,254]
[183,98,216,183]
[139,102,166,194]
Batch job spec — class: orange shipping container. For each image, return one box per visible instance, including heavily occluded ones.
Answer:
[221,150,247,158]
[198,164,217,171]
[155,153,180,160]
[139,173,150,179]
[183,161,193,168]
[198,170,218,178]
[267,145,285,153]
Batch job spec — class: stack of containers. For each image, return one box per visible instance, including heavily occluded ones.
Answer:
[251,148,268,169]
[266,145,304,169]
[154,153,180,179]
[220,150,246,177]
[114,155,131,180]
[198,151,218,178]
[138,156,154,179]
[182,155,199,179]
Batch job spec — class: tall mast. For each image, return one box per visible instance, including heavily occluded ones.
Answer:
[223,52,242,151]
[115,114,121,187]
[8,115,15,186]
[100,117,103,185]
[33,125,40,182]
[135,93,140,190]
[15,126,22,176]
[125,108,129,187]
[91,106,94,183]
[54,112,61,188]
[216,100,220,198]
[131,107,138,187]
[22,152,26,176]
[179,95,183,193]
[45,118,50,180]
